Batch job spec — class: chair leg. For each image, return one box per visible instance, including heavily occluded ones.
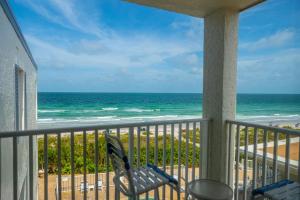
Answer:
[115,187,119,200]
[130,195,137,200]
[177,186,181,200]
[154,188,160,200]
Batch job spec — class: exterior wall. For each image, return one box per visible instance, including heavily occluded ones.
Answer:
[0,1,37,200]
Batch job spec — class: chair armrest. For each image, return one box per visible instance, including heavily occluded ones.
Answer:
[252,179,294,196]
[147,163,178,185]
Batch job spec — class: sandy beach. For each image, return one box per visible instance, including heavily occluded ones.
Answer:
[38,167,200,200]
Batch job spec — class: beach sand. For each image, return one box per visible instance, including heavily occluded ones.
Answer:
[265,142,299,161]
[38,167,200,200]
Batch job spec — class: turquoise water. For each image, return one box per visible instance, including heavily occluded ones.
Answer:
[38,93,300,128]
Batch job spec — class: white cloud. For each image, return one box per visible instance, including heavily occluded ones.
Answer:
[237,48,300,93]
[26,32,200,71]
[26,26,203,92]
[239,48,300,76]
[20,0,203,72]
[171,18,204,48]
[19,0,300,93]
[16,0,104,37]
[240,29,295,50]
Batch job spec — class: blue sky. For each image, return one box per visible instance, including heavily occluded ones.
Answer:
[10,0,300,93]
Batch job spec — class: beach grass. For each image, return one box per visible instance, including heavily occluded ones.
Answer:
[38,132,201,175]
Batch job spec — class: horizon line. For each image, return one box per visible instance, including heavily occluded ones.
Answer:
[37,91,300,95]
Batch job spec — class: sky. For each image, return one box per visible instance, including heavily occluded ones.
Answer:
[9,0,300,93]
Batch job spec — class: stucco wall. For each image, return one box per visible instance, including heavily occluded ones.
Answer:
[202,9,238,184]
[0,3,37,200]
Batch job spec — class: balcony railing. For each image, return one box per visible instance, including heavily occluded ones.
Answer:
[0,118,208,200]
[227,120,300,200]
[2,118,299,200]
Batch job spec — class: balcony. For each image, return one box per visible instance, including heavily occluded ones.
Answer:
[0,118,299,200]
[1,0,299,199]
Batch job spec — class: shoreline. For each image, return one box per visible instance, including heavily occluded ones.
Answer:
[37,115,300,129]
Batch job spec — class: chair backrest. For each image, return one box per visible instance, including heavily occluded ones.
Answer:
[105,132,135,195]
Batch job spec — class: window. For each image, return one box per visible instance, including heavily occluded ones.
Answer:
[15,65,26,130]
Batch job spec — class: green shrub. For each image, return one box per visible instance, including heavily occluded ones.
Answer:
[38,133,200,174]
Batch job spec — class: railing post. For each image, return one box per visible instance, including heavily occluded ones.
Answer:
[235,124,240,200]
[178,123,182,195]
[13,136,18,200]
[192,122,196,181]
[57,133,62,200]
[44,134,48,200]
[128,127,134,166]
[105,129,110,200]
[70,132,75,200]
[95,129,99,200]
[262,129,268,186]
[243,126,249,200]
[285,134,290,179]
[137,127,141,167]
[83,130,87,200]
[170,123,175,200]
[273,131,278,183]
[184,123,189,200]
[29,135,34,200]
[227,122,234,187]
[154,125,158,166]
[252,127,258,190]
[163,124,167,199]
[200,120,209,179]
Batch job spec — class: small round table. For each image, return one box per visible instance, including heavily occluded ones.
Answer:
[187,179,233,200]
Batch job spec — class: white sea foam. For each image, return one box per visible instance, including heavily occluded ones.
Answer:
[78,110,104,113]
[38,109,66,113]
[38,119,81,124]
[60,108,118,113]
[124,108,157,112]
[102,107,118,111]
[287,114,299,117]
[120,115,190,122]
[38,116,118,124]
[38,113,300,129]
[73,116,117,121]
[237,114,300,119]
[38,118,55,121]
[236,114,300,125]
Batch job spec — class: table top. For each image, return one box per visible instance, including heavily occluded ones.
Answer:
[188,179,233,200]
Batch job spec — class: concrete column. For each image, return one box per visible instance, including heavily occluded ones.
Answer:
[202,9,239,185]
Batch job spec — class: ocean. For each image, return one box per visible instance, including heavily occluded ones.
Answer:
[38,93,300,128]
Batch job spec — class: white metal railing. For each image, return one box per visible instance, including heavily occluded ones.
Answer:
[0,118,207,200]
[227,120,300,200]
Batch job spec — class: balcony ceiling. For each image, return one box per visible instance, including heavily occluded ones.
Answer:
[125,0,265,18]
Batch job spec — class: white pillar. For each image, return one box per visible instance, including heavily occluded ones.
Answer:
[202,9,239,185]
